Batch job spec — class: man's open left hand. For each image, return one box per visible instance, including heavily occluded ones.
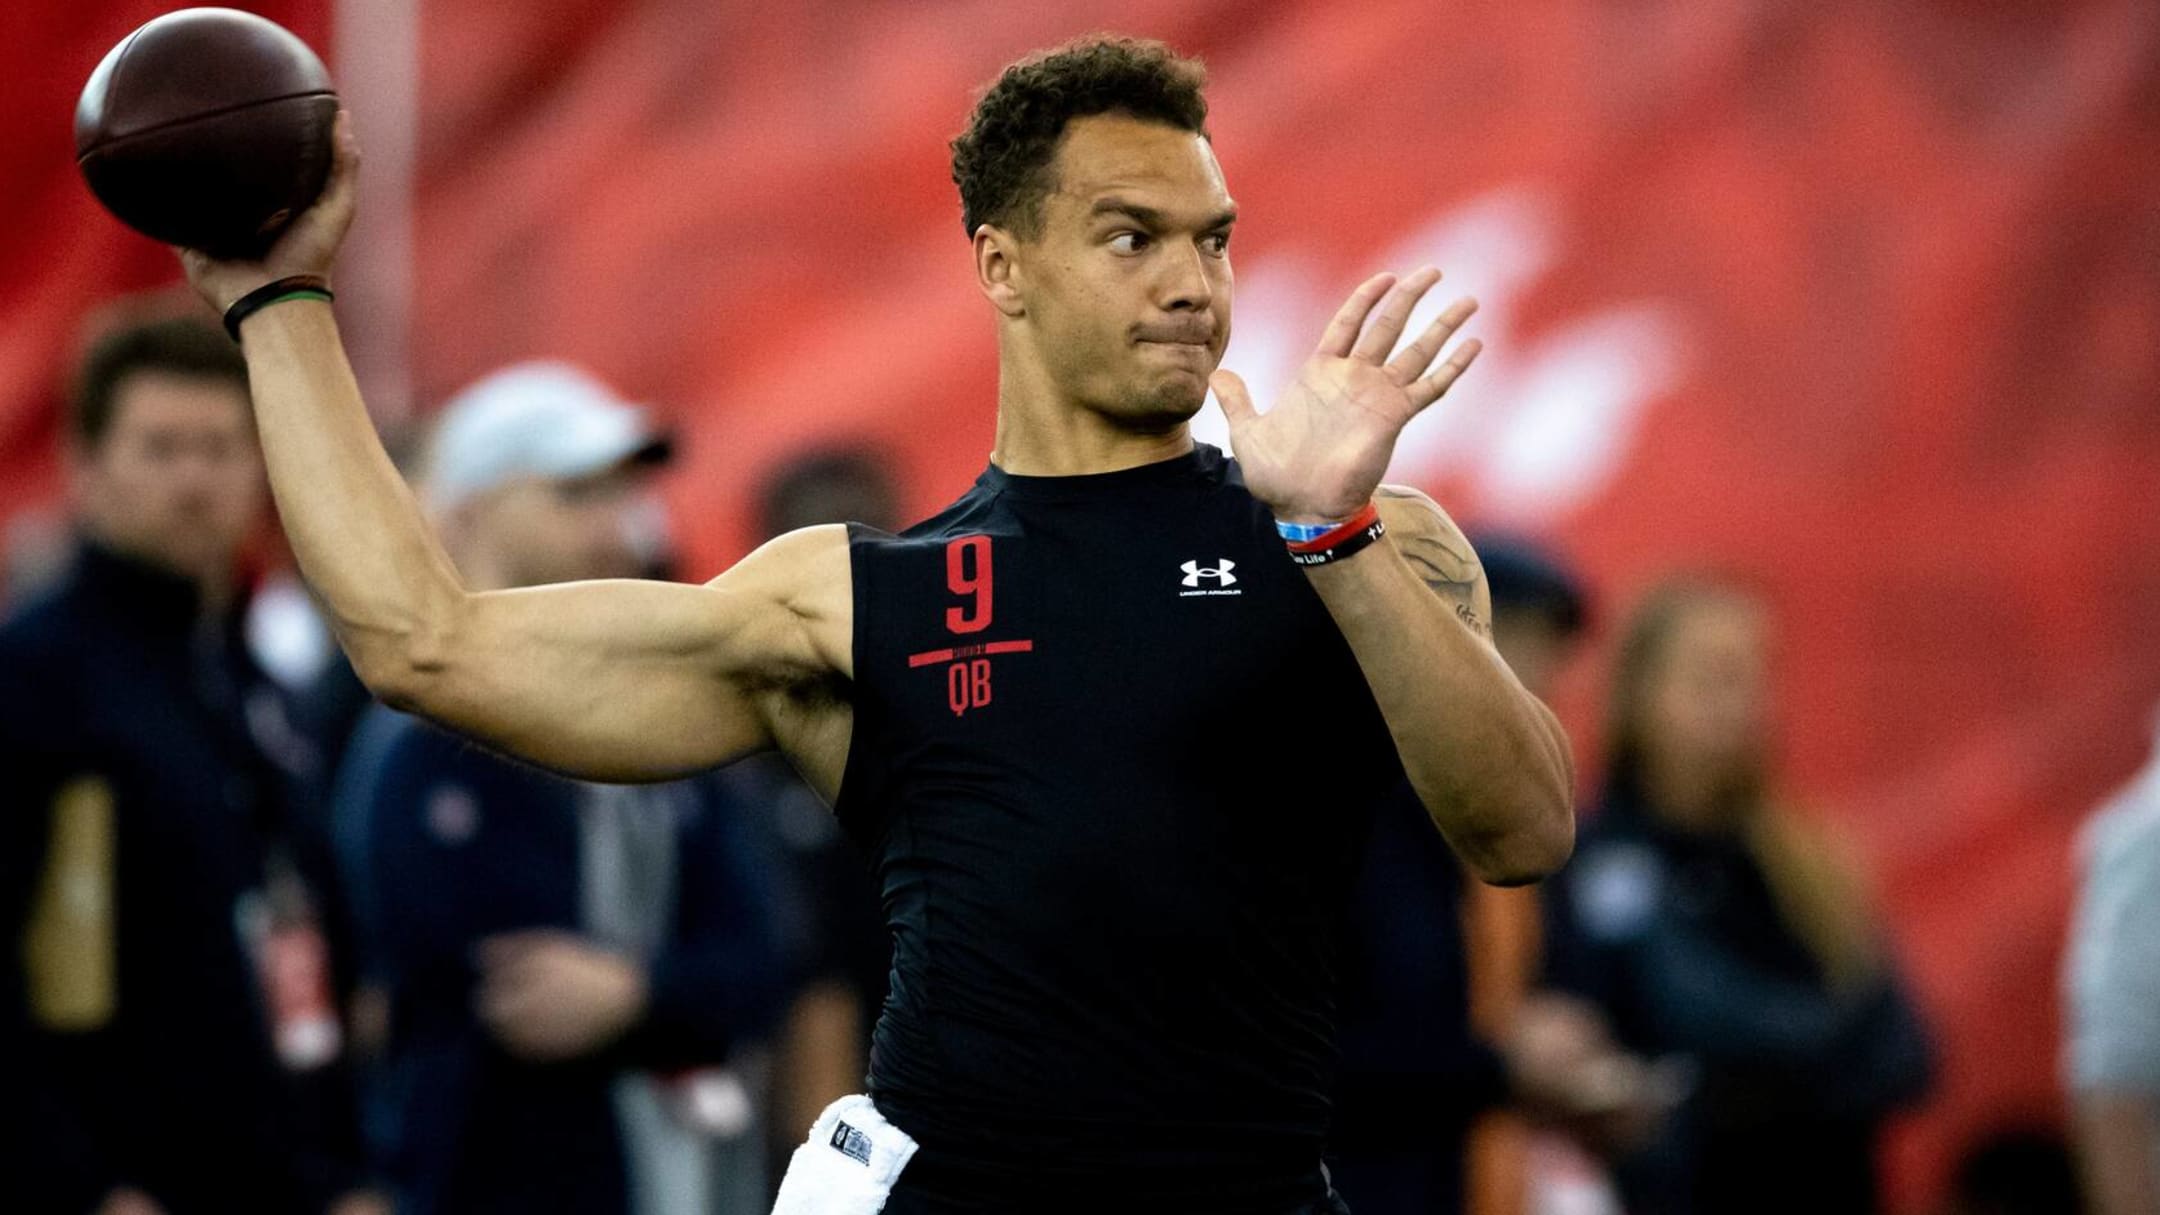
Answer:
[1211,267,1479,523]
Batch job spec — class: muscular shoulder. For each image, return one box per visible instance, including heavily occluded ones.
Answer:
[716,523,852,599]
[1374,484,1491,638]
[707,523,855,682]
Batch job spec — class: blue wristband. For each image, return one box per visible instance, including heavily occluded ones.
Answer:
[1274,518,1341,543]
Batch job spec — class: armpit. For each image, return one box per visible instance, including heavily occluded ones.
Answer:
[735,652,851,710]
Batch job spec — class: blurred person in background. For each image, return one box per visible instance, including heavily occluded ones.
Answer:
[331,363,785,1215]
[1331,538,1659,1215]
[2065,712,2160,1215]
[0,317,377,1215]
[1539,577,1935,1214]
[723,448,898,1178]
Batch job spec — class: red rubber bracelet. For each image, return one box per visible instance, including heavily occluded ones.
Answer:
[1285,502,1381,554]
[1285,502,1386,567]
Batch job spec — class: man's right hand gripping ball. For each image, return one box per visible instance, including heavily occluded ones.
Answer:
[181,110,360,317]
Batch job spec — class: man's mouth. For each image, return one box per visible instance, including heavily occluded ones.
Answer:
[1134,323,1216,347]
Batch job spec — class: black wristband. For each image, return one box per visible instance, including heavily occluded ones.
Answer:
[223,275,333,341]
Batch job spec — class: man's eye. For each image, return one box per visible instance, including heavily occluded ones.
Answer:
[1202,232,1231,256]
[1108,231,1149,254]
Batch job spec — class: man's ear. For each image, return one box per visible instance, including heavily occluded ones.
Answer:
[973,224,1028,319]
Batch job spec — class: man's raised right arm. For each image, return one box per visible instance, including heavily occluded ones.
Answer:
[185,116,848,784]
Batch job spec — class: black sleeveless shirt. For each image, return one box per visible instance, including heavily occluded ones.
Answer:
[837,445,1405,1211]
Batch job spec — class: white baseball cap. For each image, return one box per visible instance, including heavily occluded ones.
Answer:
[423,361,673,510]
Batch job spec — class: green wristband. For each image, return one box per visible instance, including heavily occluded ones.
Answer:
[222,275,334,341]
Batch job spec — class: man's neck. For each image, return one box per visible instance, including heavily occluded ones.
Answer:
[989,361,1195,477]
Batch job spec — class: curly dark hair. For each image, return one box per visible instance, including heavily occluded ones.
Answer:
[950,36,1210,239]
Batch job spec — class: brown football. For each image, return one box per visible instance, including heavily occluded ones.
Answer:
[75,7,337,260]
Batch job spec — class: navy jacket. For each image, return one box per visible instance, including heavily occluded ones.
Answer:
[1543,789,1936,1215]
[0,542,364,1215]
[333,704,784,1215]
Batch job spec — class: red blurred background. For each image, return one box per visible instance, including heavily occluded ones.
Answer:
[7,2,2159,1209]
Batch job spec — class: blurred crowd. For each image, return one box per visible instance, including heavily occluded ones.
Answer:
[0,311,2142,1215]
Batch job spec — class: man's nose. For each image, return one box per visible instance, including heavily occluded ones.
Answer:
[171,447,230,496]
[1156,241,1215,312]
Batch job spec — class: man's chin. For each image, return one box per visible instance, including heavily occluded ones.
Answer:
[1119,372,1209,429]
[113,533,237,588]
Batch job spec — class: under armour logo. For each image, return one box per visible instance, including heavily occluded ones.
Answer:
[1180,559,1238,588]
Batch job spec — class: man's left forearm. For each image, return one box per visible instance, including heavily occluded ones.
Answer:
[1305,531,1573,884]
[1205,264,1570,878]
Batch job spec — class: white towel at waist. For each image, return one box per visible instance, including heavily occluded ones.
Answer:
[770,1094,919,1215]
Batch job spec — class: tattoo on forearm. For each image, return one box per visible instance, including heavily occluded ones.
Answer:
[1453,601,1492,638]
[1378,487,1493,639]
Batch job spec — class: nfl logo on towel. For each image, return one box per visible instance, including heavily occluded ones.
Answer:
[772,1093,918,1214]
[830,1120,873,1165]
